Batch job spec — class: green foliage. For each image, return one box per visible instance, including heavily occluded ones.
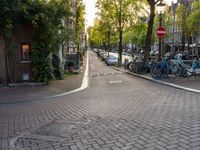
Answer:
[32,48,55,83]
[76,0,85,50]
[0,0,24,83]
[67,61,74,67]
[0,0,24,38]
[26,0,70,83]
[94,0,144,64]
[123,21,147,46]
[88,20,104,46]
[187,1,200,34]
[176,4,189,35]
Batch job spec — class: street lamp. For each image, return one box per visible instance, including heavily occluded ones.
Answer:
[157,0,166,60]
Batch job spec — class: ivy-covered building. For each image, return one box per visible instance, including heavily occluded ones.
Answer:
[0,23,34,84]
[0,0,77,85]
[0,33,7,84]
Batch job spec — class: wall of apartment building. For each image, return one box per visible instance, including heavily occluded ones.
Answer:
[0,23,34,84]
[14,23,34,82]
[66,0,77,54]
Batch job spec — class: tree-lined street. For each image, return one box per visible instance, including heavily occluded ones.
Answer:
[0,0,200,149]
[1,51,200,150]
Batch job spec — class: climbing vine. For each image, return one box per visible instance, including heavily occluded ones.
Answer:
[0,0,71,83]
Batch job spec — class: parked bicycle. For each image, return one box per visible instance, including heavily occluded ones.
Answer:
[127,55,149,74]
[150,56,180,81]
[174,54,200,80]
[150,54,200,81]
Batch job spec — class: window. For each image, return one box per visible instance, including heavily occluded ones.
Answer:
[21,42,31,60]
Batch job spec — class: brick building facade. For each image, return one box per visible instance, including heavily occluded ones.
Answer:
[0,34,6,84]
[0,23,34,85]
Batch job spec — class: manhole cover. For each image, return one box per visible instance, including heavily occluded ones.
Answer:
[34,118,91,138]
[10,118,92,149]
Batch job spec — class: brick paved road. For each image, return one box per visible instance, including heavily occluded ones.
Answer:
[1,51,200,150]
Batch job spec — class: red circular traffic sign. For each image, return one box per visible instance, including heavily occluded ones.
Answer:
[156,26,166,38]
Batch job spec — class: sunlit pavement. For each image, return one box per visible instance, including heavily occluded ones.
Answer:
[112,66,200,94]
[1,50,200,150]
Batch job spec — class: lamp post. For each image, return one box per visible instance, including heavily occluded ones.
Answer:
[156,0,166,61]
[171,0,177,56]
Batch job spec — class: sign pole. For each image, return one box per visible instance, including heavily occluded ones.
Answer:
[159,37,162,61]
[156,26,166,61]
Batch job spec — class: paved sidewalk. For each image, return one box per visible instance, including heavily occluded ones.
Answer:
[113,66,200,93]
[0,55,87,104]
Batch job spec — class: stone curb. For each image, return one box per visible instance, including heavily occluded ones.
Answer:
[9,82,46,87]
[112,66,200,94]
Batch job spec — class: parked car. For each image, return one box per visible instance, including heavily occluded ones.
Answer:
[101,53,109,61]
[122,52,131,56]
[99,51,105,58]
[105,55,118,66]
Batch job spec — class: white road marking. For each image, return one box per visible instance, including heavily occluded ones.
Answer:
[109,80,122,84]
[46,51,89,98]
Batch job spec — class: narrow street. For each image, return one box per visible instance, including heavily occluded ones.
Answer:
[1,51,200,150]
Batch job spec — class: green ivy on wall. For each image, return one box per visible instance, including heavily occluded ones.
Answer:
[0,0,71,83]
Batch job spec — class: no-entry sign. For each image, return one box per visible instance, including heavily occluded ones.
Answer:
[156,26,166,38]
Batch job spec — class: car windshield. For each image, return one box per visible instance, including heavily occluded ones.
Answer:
[109,57,118,60]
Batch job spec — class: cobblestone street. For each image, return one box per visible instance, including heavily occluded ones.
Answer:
[1,51,200,150]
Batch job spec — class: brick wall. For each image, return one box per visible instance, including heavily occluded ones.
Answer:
[0,34,7,84]
[0,23,34,84]
[14,23,34,82]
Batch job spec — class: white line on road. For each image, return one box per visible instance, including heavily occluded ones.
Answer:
[109,80,122,84]
[46,51,89,99]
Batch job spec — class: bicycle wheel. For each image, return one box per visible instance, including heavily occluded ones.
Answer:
[124,59,129,69]
[150,64,167,79]
[127,62,134,72]
[137,62,147,74]
[167,64,180,81]
[134,62,142,74]
[150,64,158,79]
[180,66,188,78]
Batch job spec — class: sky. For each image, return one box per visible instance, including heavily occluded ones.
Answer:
[83,0,175,27]
[83,0,97,27]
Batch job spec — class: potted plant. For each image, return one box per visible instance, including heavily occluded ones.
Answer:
[67,61,74,72]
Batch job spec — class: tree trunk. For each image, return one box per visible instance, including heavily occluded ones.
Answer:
[118,29,123,65]
[108,28,111,56]
[145,0,156,61]
[181,31,186,54]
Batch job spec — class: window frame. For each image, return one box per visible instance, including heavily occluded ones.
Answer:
[21,42,31,61]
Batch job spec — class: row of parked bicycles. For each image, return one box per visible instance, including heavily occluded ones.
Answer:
[126,53,200,81]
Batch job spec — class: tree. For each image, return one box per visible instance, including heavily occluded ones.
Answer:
[123,20,147,49]
[176,4,189,52]
[144,0,160,60]
[98,16,112,52]
[76,0,85,52]
[187,1,200,36]
[96,0,140,65]
[87,19,104,48]
[186,1,200,57]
